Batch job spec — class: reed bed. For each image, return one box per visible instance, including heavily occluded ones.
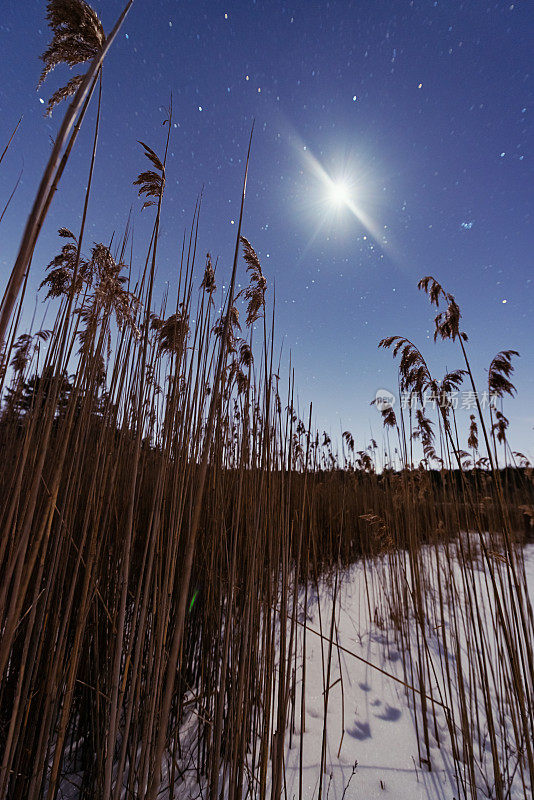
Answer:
[1,3,533,799]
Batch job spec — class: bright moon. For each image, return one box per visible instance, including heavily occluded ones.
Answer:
[328,180,351,206]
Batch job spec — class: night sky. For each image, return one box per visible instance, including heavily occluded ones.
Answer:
[1,0,533,460]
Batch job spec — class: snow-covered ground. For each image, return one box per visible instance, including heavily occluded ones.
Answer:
[281,576,457,800]
[272,542,534,800]
[164,541,534,800]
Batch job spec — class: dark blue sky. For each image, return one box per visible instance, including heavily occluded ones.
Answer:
[1,0,533,459]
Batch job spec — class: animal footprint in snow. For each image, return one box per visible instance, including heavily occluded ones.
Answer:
[370,697,381,707]
[371,631,388,645]
[358,681,371,692]
[347,720,371,740]
[374,704,402,722]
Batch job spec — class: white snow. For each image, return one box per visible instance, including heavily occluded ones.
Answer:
[269,541,534,800]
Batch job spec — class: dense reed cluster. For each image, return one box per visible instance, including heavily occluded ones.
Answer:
[0,3,533,800]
